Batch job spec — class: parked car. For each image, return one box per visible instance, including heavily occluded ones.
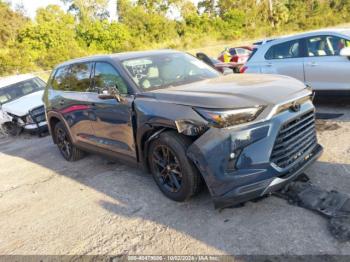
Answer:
[196,52,240,74]
[0,74,47,136]
[243,29,350,94]
[43,50,322,209]
[218,46,253,64]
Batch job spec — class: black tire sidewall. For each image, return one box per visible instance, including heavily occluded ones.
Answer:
[54,122,73,161]
[148,132,197,202]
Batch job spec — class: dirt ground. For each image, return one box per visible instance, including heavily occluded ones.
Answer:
[0,101,349,255]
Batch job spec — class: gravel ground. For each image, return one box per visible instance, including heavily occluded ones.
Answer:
[0,102,349,255]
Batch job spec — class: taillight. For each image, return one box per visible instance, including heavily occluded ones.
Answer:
[240,66,248,73]
[231,55,239,63]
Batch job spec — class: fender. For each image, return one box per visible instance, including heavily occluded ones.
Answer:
[46,110,76,144]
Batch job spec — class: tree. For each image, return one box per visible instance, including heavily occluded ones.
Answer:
[197,0,217,16]
[61,0,110,21]
[0,1,28,48]
[17,5,86,69]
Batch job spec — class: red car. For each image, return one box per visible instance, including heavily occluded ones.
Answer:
[196,53,242,74]
[218,46,253,64]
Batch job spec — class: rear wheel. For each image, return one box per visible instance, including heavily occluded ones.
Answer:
[148,131,202,202]
[54,122,85,161]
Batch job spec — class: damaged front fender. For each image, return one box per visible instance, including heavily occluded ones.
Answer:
[0,108,12,125]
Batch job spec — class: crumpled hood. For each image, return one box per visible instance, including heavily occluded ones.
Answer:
[141,74,310,109]
[1,90,44,116]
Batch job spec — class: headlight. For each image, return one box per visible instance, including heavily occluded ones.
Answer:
[194,106,264,128]
[25,114,34,124]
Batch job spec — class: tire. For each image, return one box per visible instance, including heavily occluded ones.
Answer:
[148,131,202,202]
[54,122,85,161]
[2,122,22,136]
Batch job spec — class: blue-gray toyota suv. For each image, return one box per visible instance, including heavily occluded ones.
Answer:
[43,50,323,209]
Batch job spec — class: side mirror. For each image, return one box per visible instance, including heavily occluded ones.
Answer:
[98,86,123,102]
[340,47,350,58]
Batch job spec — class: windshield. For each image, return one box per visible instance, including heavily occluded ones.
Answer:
[0,77,45,104]
[121,53,220,91]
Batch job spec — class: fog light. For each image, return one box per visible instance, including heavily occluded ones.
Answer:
[227,150,242,171]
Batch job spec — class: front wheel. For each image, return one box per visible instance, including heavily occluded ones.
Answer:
[148,131,202,202]
[54,122,85,161]
[2,122,22,136]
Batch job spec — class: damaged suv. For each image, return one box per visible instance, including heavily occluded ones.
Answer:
[0,74,47,136]
[44,50,323,208]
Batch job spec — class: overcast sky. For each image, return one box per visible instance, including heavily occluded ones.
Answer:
[8,0,188,20]
[9,0,119,20]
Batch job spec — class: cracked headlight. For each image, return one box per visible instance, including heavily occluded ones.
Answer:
[25,114,34,124]
[194,106,264,128]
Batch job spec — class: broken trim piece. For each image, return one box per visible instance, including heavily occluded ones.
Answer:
[274,176,350,242]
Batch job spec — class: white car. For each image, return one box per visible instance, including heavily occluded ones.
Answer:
[243,29,350,94]
[0,74,47,136]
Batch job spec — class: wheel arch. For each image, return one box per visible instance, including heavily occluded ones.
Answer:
[46,111,75,144]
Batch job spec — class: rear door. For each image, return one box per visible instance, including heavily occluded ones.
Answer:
[49,62,97,145]
[303,35,350,91]
[89,61,136,158]
[261,39,305,82]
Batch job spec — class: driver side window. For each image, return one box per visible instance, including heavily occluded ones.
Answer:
[93,62,128,94]
[306,35,350,57]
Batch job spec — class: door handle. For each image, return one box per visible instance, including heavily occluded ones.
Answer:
[308,62,318,67]
[266,63,273,67]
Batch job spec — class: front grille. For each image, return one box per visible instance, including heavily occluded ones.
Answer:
[271,110,317,169]
[29,105,46,123]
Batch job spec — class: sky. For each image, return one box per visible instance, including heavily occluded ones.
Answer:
[9,0,118,20]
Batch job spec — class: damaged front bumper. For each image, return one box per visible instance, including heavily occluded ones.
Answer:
[187,101,323,209]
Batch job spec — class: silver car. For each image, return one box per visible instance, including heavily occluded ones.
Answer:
[244,29,350,93]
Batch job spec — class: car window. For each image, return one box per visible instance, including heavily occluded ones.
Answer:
[68,63,93,92]
[121,53,219,91]
[229,48,237,55]
[265,40,300,60]
[0,78,45,104]
[236,48,250,55]
[52,66,70,90]
[93,62,128,94]
[306,35,350,57]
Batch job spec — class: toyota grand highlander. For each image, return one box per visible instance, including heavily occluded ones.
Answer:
[0,74,47,136]
[43,50,323,209]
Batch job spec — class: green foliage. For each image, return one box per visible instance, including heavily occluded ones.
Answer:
[1,0,350,76]
[0,1,28,48]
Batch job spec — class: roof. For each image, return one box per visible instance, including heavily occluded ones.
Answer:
[274,28,350,42]
[254,28,350,46]
[0,74,36,89]
[56,49,181,68]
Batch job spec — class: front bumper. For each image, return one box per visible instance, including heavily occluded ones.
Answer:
[187,101,323,209]
[23,121,48,134]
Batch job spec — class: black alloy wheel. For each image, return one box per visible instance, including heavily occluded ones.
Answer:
[152,144,183,193]
[55,125,72,160]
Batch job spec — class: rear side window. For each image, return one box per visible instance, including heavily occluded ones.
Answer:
[265,40,300,60]
[52,66,70,90]
[68,63,93,92]
[51,63,92,92]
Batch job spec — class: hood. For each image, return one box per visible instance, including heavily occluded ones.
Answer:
[1,90,44,116]
[140,74,310,109]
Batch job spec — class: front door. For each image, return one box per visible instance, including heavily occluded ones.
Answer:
[89,62,136,158]
[304,35,350,91]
